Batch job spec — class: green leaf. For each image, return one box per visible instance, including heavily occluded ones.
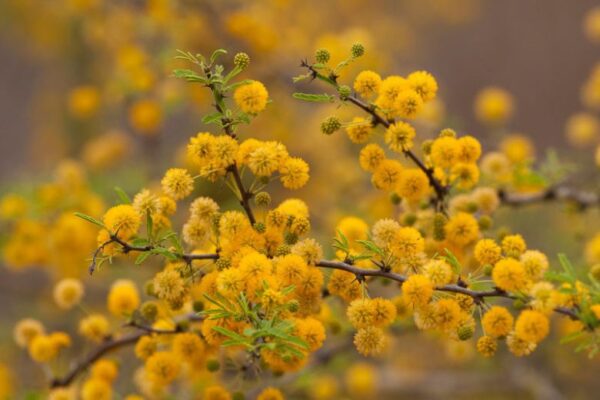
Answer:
[211,326,250,345]
[225,79,253,92]
[74,212,105,229]
[172,69,207,83]
[202,112,223,125]
[356,240,384,257]
[135,252,151,265]
[113,186,131,204]
[443,249,462,275]
[560,330,586,344]
[210,48,227,64]
[558,253,576,277]
[292,92,335,103]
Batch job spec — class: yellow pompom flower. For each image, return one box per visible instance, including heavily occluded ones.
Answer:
[407,70,438,102]
[500,135,534,164]
[492,259,528,292]
[347,299,376,329]
[107,279,140,317]
[394,89,423,119]
[584,233,600,265]
[161,168,194,200]
[257,387,284,400]
[444,212,479,247]
[502,234,527,258]
[584,6,600,43]
[451,162,480,190]
[514,310,549,344]
[345,363,376,397]
[153,269,187,307]
[457,136,482,163]
[354,326,387,356]
[520,250,549,281]
[134,336,157,360]
[391,227,425,257]
[371,159,403,190]
[359,143,386,172]
[482,306,514,338]
[248,144,282,177]
[385,121,416,153]
[13,318,45,348]
[430,136,459,169]
[90,359,118,383]
[129,99,163,135]
[376,76,409,112]
[234,80,269,114]
[204,385,232,400]
[354,70,382,98]
[79,314,110,342]
[397,168,430,202]
[53,278,84,310]
[81,378,112,400]
[476,335,497,357]
[402,274,433,308]
[506,332,536,357]
[474,239,501,266]
[565,112,599,147]
[345,117,373,143]
[422,259,453,286]
[28,335,59,363]
[172,332,205,363]
[103,205,140,239]
[474,87,514,125]
[432,298,462,331]
[294,317,326,351]
[0,193,28,220]
[280,157,310,189]
[145,351,180,386]
[68,85,100,119]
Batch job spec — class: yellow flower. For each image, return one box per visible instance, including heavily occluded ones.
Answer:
[204,385,232,400]
[397,168,429,202]
[103,204,141,239]
[520,250,549,281]
[502,234,527,258]
[294,317,326,351]
[79,314,110,342]
[444,212,479,247]
[391,227,425,258]
[407,70,438,102]
[90,359,118,383]
[257,387,284,400]
[134,336,157,360]
[506,331,536,356]
[422,259,453,286]
[474,87,514,125]
[402,274,433,308]
[153,269,187,306]
[107,279,140,317]
[514,310,549,344]
[584,6,600,43]
[145,351,180,386]
[432,298,461,331]
[68,85,100,119]
[13,318,45,348]
[161,168,194,200]
[29,334,65,363]
[347,299,376,329]
[234,80,269,114]
[476,335,497,357]
[354,70,382,98]
[474,239,501,266]
[345,117,373,143]
[354,326,387,356]
[385,121,416,153]
[450,162,480,189]
[394,89,423,119]
[457,136,482,163]
[430,136,459,169]
[500,135,534,164]
[359,143,386,172]
[172,332,205,363]
[182,217,211,247]
[376,76,408,113]
[482,306,514,338]
[81,378,112,400]
[0,193,28,220]
[53,278,84,310]
[492,258,528,292]
[565,112,599,147]
[280,157,310,189]
[371,159,403,190]
[129,99,163,135]
[585,233,600,265]
[345,363,376,398]
[248,143,283,177]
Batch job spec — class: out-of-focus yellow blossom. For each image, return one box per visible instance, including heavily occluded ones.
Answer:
[474,87,514,125]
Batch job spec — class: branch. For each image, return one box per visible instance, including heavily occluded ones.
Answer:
[498,186,600,210]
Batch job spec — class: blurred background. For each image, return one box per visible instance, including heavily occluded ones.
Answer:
[1,0,599,398]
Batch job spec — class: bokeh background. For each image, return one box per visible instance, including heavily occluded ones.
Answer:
[1,0,600,398]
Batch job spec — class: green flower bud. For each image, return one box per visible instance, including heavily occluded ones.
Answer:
[275,244,291,257]
[140,301,158,322]
[421,139,434,155]
[351,42,365,58]
[513,298,526,310]
[315,48,330,64]
[466,202,479,213]
[483,264,493,276]
[403,213,417,226]
[144,280,156,297]
[215,258,231,270]
[233,52,250,69]
[457,325,474,341]
[206,359,220,372]
[284,232,298,245]
[254,191,271,207]
[478,215,493,231]
[390,192,402,205]
[287,299,300,313]
[433,213,447,241]
[439,128,457,138]
[193,300,204,313]
[253,222,266,233]
[338,85,351,100]
[321,116,341,135]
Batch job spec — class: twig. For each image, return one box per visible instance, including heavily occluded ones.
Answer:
[498,186,599,210]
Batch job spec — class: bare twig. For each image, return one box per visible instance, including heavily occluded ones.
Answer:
[498,186,599,210]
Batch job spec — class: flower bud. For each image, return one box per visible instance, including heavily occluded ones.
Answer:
[321,116,341,135]
[254,191,271,207]
[234,52,250,69]
[351,42,365,58]
[315,48,330,64]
